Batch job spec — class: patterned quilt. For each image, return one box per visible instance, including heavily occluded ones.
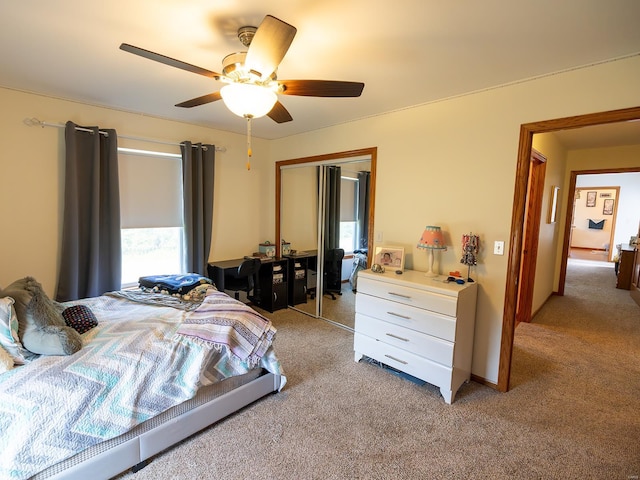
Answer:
[0,291,285,480]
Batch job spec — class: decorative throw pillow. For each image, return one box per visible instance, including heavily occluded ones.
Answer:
[0,277,82,356]
[0,297,36,364]
[62,305,98,334]
[0,344,14,373]
[588,219,605,230]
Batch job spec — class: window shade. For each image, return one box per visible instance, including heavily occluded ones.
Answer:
[340,177,357,222]
[119,151,183,228]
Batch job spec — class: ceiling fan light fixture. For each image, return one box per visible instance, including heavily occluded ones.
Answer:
[221,83,277,119]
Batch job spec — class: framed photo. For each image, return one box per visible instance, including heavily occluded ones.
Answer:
[374,246,405,270]
[586,191,597,207]
[547,186,560,223]
[603,198,614,215]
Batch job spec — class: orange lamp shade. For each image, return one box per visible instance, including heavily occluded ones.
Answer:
[417,225,447,250]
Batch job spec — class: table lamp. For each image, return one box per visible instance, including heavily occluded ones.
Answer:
[417,225,447,277]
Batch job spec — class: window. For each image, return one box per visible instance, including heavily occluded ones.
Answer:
[121,228,184,286]
[339,221,358,253]
[340,175,359,253]
[118,148,184,287]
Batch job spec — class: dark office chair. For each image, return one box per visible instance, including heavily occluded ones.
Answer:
[323,248,345,300]
[224,258,261,302]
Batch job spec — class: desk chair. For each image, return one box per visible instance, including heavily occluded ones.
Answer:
[324,248,345,300]
[225,258,261,302]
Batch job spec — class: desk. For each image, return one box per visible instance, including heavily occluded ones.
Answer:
[616,244,636,290]
[208,257,289,312]
[283,250,318,305]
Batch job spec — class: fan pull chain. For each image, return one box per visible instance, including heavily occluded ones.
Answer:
[246,115,253,171]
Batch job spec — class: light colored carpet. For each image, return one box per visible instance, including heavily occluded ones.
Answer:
[117,260,640,479]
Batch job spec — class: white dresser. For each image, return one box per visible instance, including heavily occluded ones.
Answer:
[354,269,477,404]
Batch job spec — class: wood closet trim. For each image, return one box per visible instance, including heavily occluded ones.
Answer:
[498,106,640,393]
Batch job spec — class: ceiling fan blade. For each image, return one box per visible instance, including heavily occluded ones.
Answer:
[244,15,297,80]
[175,92,222,108]
[120,43,221,79]
[280,80,365,97]
[267,101,293,123]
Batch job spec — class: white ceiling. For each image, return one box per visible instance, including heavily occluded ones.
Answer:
[2,0,640,145]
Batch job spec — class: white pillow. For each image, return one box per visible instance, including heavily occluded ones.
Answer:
[0,297,35,365]
[0,344,13,373]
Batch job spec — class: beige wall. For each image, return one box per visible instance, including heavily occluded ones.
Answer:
[574,167,640,249]
[571,188,617,249]
[0,87,270,295]
[280,166,318,251]
[1,54,639,385]
[269,55,640,383]
[530,133,568,313]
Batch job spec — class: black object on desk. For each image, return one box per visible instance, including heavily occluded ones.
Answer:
[208,257,289,312]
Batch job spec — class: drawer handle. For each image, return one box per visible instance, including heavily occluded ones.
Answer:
[384,354,408,365]
[388,291,411,299]
[385,333,409,342]
[387,311,410,320]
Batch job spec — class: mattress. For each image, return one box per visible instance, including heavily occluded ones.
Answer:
[33,368,276,479]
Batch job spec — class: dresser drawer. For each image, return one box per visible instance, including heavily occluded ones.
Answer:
[356,294,456,341]
[354,332,453,389]
[355,314,454,366]
[358,276,457,316]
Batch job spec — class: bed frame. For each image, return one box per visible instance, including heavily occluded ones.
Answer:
[35,370,281,479]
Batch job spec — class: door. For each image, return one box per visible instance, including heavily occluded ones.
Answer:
[276,148,377,329]
[516,149,546,324]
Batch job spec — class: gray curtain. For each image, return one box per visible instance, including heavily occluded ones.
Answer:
[324,165,341,250]
[56,121,121,301]
[357,171,371,250]
[181,142,215,275]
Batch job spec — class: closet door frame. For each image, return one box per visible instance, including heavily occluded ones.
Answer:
[276,147,377,319]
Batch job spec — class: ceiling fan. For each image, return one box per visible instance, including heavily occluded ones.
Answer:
[119,15,365,125]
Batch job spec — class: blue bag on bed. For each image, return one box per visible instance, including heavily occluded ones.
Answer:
[138,274,212,294]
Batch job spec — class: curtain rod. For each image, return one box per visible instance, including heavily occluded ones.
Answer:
[23,117,226,152]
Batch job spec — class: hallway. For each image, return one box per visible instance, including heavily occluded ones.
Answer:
[568,246,610,263]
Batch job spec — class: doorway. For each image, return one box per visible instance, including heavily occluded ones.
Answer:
[497,106,640,393]
[516,149,547,325]
[568,185,620,263]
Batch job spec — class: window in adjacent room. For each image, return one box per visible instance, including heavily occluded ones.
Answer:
[118,147,184,287]
[339,174,359,254]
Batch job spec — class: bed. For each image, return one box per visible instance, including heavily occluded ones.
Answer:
[0,278,285,480]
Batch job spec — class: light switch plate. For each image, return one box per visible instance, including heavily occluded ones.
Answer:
[494,241,505,255]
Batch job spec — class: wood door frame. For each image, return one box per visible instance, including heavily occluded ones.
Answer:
[497,106,640,393]
[516,149,547,325]
[559,175,638,294]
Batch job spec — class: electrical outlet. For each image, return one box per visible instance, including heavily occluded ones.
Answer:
[494,241,505,255]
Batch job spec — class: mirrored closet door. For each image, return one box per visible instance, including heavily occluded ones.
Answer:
[276,148,376,330]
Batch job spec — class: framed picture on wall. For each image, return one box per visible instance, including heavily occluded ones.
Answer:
[547,186,560,223]
[603,198,614,215]
[374,246,405,270]
[586,191,597,207]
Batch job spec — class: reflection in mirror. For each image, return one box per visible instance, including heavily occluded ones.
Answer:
[280,166,319,317]
[277,148,376,331]
[318,160,372,329]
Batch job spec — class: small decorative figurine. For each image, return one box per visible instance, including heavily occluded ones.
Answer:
[460,233,479,282]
